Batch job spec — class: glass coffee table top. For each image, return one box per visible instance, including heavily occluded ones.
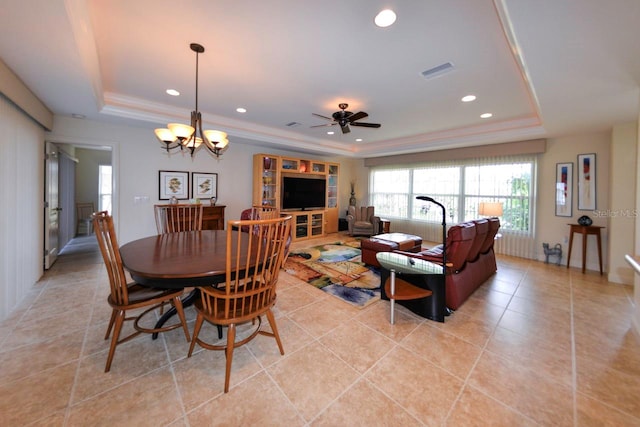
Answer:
[376,252,443,275]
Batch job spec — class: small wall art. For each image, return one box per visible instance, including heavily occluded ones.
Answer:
[577,153,596,210]
[555,162,573,217]
[159,170,189,200]
[192,172,218,199]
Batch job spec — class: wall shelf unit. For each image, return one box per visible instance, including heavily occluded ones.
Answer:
[252,154,339,240]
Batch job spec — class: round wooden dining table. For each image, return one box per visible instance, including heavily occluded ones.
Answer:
[120,229,250,289]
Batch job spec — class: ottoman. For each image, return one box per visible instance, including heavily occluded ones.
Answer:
[361,233,423,267]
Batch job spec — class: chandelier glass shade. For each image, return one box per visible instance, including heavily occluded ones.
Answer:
[154,43,229,158]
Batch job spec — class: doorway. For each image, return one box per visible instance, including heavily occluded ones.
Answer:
[44,143,113,269]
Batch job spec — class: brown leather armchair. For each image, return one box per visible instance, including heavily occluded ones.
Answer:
[347,206,381,236]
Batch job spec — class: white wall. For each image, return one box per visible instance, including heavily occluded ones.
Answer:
[0,96,45,321]
[633,115,640,336]
[609,123,637,284]
[48,116,349,244]
[536,132,611,272]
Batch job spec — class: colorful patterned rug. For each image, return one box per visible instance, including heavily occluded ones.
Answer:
[283,240,380,308]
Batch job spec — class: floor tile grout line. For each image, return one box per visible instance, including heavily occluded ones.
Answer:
[569,269,578,427]
[161,328,191,425]
[443,252,531,423]
[64,292,103,426]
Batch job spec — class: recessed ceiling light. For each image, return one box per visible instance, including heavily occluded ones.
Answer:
[480,113,493,119]
[355,138,363,142]
[461,95,476,102]
[374,9,396,27]
[166,89,180,96]
[236,107,247,113]
[327,131,335,135]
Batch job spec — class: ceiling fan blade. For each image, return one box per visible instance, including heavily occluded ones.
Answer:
[312,113,333,121]
[310,123,337,128]
[340,123,351,134]
[351,122,381,128]
[347,111,368,122]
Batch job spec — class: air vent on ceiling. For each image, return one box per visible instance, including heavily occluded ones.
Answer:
[286,121,301,127]
[421,62,455,79]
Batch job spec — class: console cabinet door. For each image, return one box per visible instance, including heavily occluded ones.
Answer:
[202,205,226,230]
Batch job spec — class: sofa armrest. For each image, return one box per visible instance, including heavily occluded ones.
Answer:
[346,214,354,234]
[371,215,381,232]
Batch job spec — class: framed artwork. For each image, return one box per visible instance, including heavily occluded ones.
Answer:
[192,172,218,199]
[555,162,573,217]
[158,170,189,200]
[577,153,596,210]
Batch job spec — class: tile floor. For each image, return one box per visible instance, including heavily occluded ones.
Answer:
[1,233,640,426]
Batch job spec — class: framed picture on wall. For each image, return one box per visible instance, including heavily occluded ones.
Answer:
[158,170,189,200]
[555,162,573,217]
[192,172,218,199]
[577,153,596,210]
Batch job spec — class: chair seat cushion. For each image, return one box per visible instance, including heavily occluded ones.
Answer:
[354,221,374,228]
[108,282,183,305]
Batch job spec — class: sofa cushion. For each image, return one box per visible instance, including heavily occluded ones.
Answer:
[419,222,476,272]
[467,219,489,262]
[479,217,500,254]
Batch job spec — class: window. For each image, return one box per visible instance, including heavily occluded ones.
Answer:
[99,165,112,213]
[370,156,535,233]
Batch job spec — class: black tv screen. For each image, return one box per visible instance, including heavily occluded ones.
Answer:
[282,176,326,210]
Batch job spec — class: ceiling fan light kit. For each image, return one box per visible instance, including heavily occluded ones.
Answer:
[154,43,229,158]
[311,103,381,134]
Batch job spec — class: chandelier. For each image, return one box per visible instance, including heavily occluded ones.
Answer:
[154,43,229,158]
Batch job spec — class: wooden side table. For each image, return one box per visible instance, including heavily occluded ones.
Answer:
[566,224,604,274]
[379,219,391,234]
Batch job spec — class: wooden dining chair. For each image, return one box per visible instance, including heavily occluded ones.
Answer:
[92,211,190,372]
[188,215,292,393]
[154,203,204,234]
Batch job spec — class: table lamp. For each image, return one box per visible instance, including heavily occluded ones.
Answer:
[478,202,503,217]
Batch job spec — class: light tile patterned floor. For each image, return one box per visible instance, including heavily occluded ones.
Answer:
[1,233,640,426]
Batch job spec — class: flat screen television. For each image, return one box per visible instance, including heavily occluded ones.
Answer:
[281,176,326,210]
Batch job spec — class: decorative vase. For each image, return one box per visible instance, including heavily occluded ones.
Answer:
[349,192,356,206]
[578,215,592,226]
[169,196,178,205]
[210,197,216,206]
[263,157,272,170]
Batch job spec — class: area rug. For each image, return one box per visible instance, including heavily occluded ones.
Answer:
[283,239,380,308]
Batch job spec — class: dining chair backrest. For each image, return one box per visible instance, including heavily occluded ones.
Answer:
[154,203,204,234]
[199,215,292,324]
[239,205,280,233]
[92,210,130,305]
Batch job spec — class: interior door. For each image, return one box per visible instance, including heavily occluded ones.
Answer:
[44,142,60,269]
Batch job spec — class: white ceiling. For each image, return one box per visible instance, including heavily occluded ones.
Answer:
[1,0,639,158]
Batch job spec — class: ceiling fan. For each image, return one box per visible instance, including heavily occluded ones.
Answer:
[311,103,381,134]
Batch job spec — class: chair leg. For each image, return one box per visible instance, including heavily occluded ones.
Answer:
[265,309,284,355]
[224,324,236,393]
[188,313,205,357]
[172,296,190,342]
[105,310,125,372]
[104,309,117,340]
[389,270,396,325]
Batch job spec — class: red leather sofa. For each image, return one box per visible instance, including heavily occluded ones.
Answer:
[394,218,500,311]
